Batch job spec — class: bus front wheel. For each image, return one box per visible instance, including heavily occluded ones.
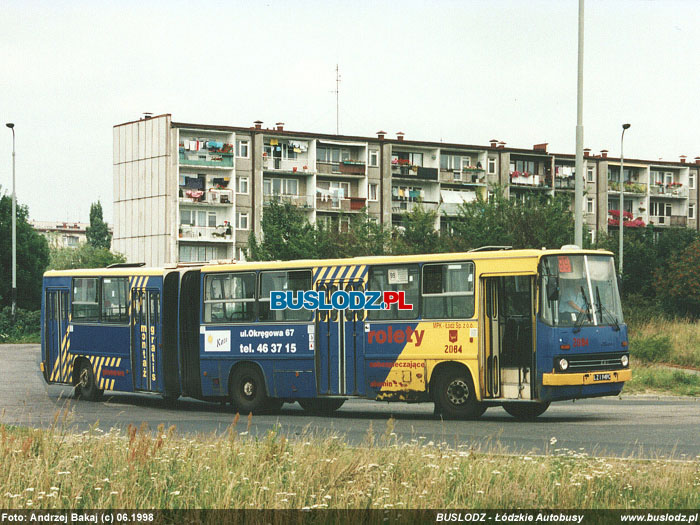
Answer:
[230,365,269,414]
[75,361,103,401]
[434,368,485,420]
[503,402,550,420]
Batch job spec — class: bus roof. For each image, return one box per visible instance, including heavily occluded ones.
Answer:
[44,267,166,278]
[200,248,614,273]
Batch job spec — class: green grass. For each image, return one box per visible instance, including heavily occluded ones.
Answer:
[624,362,700,397]
[628,319,700,369]
[0,417,698,510]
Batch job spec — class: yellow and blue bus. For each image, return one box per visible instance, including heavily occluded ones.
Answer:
[40,248,630,419]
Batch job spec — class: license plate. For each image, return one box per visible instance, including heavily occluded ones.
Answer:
[594,373,611,381]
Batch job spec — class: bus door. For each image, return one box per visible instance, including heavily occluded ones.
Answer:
[45,289,70,383]
[482,275,535,400]
[130,288,162,392]
[315,279,365,396]
[482,278,501,398]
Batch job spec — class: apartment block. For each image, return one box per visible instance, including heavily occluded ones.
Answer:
[113,114,700,265]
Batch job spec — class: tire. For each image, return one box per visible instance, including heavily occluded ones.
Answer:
[298,398,345,415]
[433,368,485,420]
[230,365,269,414]
[503,402,550,420]
[75,361,103,401]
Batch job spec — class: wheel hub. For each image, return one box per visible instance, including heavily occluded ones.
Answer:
[243,380,255,398]
[446,379,469,406]
[79,369,89,388]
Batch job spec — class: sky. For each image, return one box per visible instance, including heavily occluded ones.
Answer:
[1,0,699,223]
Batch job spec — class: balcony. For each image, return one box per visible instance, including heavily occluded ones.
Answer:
[440,169,486,185]
[510,172,548,188]
[179,225,232,242]
[316,196,366,212]
[650,184,688,198]
[650,215,687,227]
[608,181,648,194]
[179,188,233,206]
[391,163,439,181]
[179,150,233,168]
[263,194,315,209]
[391,200,439,214]
[262,156,311,174]
[555,177,576,190]
[317,161,366,177]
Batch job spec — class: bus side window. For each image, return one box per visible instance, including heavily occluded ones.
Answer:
[72,278,100,322]
[259,270,313,322]
[204,273,256,323]
[101,277,128,323]
[422,262,474,319]
[367,265,420,321]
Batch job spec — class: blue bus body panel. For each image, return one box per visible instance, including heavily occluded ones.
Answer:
[536,319,628,402]
[198,323,316,398]
[41,274,165,394]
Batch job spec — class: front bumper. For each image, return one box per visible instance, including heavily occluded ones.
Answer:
[542,368,631,386]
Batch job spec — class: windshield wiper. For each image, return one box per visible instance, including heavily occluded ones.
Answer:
[596,285,620,331]
[573,286,592,334]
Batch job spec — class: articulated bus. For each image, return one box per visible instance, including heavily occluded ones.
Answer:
[40,248,630,419]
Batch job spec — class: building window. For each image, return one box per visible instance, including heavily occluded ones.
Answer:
[369,150,378,167]
[263,178,298,196]
[237,212,249,230]
[690,173,696,190]
[587,197,595,214]
[237,176,249,194]
[392,152,423,167]
[689,204,696,220]
[368,183,378,202]
[235,246,247,262]
[587,167,594,183]
[488,158,496,175]
[236,140,249,158]
[179,244,227,263]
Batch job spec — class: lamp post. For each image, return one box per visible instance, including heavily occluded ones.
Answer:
[5,124,16,317]
[618,123,631,283]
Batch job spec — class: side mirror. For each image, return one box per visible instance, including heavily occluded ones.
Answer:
[547,277,560,301]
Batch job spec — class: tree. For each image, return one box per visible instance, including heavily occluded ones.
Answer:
[247,200,317,261]
[48,243,126,270]
[392,204,441,255]
[655,239,700,318]
[85,201,111,250]
[315,210,390,259]
[444,186,576,251]
[0,190,50,310]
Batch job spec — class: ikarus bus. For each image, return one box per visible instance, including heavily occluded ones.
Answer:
[40,248,630,419]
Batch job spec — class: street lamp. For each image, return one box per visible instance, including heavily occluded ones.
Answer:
[618,123,631,284]
[5,123,16,318]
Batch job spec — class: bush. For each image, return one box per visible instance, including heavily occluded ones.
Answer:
[631,334,672,363]
[0,307,41,343]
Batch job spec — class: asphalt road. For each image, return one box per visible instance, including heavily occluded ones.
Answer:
[3,344,699,459]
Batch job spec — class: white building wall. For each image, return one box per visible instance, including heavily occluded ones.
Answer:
[112,114,173,266]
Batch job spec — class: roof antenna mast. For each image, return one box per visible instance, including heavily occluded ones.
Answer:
[333,64,341,135]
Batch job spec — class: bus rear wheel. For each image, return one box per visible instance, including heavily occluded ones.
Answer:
[503,402,550,420]
[434,368,485,420]
[230,365,268,415]
[75,361,103,401]
[298,398,345,415]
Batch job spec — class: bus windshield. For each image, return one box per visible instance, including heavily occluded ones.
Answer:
[539,254,623,328]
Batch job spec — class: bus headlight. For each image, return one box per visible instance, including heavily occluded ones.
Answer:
[558,358,569,371]
[621,355,629,367]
